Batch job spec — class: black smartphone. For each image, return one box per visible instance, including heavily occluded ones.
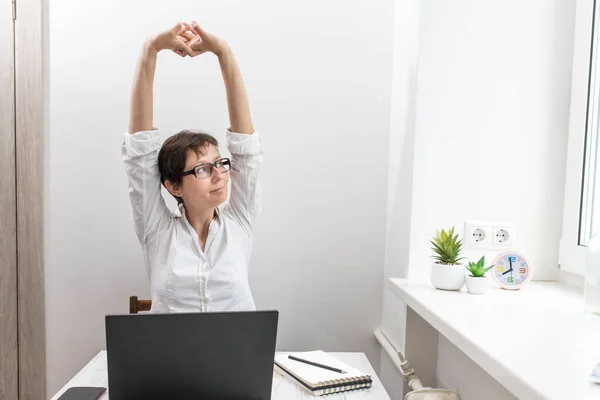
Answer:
[56,387,106,400]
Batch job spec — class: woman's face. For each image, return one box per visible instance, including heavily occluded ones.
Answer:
[178,144,230,209]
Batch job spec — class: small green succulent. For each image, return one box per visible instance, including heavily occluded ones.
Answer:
[466,256,494,277]
[430,226,465,265]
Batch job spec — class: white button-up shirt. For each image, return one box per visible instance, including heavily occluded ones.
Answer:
[122,129,262,313]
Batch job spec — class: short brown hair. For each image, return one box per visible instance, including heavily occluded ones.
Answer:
[158,129,219,204]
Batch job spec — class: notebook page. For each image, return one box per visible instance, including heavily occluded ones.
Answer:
[275,351,369,385]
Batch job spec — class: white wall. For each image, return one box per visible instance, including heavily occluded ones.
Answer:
[379,0,420,396]
[380,0,576,398]
[409,0,575,283]
[436,335,517,400]
[46,0,395,394]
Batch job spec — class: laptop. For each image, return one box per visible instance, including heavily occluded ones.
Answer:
[105,310,279,400]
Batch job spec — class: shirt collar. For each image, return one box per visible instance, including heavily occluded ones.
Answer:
[177,203,221,224]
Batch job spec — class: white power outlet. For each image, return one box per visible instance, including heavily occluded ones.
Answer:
[492,225,514,246]
[465,222,492,247]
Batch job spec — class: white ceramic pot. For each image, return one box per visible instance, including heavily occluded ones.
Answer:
[465,275,488,294]
[430,262,465,291]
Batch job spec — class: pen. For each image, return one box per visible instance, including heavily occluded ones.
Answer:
[288,355,347,374]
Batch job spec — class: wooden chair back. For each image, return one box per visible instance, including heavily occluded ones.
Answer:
[129,296,152,314]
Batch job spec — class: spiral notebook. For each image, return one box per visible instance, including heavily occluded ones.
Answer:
[274,351,372,396]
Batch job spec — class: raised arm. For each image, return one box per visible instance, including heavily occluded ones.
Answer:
[218,46,254,134]
[129,23,194,134]
[123,25,194,246]
[188,22,254,134]
[180,22,261,234]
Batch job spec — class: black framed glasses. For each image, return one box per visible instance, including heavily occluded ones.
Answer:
[182,158,231,179]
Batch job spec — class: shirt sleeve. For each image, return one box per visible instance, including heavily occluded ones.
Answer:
[122,129,172,244]
[223,130,263,235]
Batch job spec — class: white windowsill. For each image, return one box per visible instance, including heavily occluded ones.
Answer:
[389,278,600,400]
[560,268,586,288]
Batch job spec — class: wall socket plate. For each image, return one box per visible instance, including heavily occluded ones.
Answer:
[465,222,492,246]
[465,221,514,248]
[492,225,514,246]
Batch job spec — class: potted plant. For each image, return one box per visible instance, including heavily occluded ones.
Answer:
[429,227,466,290]
[465,256,494,294]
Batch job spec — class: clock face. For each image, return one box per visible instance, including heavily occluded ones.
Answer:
[491,251,533,290]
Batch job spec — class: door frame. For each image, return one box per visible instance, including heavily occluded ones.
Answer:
[0,0,18,398]
[15,0,46,398]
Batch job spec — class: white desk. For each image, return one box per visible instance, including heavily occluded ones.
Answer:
[50,351,390,400]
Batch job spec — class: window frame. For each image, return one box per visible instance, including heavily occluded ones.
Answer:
[559,0,596,276]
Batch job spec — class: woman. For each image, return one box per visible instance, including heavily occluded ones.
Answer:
[122,21,262,313]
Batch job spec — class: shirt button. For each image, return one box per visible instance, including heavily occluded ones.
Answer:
[203,297,209,304]
[201,276,207,283]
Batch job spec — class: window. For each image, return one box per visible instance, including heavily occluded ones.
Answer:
[559,0,597,276]
[580,0,600,246]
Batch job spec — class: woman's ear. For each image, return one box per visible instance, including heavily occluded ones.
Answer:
[164,179,182,198]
